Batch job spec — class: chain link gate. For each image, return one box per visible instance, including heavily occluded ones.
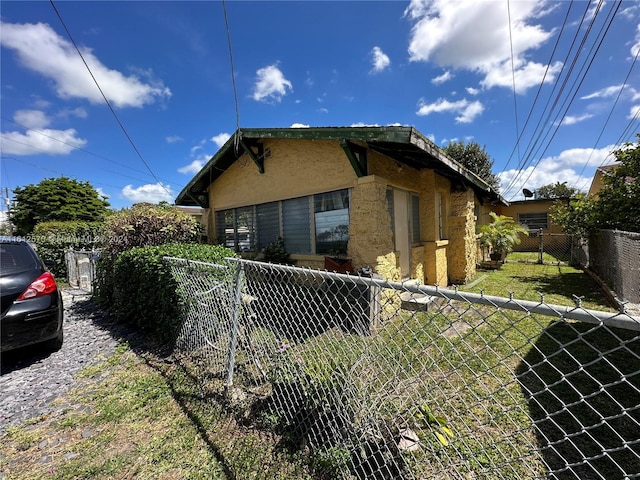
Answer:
[165,256,640,479]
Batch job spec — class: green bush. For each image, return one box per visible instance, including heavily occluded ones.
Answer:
[111,243,235,343]
[32,221,102,278]
[96,203,202,303]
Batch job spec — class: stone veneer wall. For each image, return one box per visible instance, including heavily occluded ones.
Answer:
[347,175,399,279]
[447,189,477,284]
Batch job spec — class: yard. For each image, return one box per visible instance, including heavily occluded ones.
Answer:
[2,258,637,479]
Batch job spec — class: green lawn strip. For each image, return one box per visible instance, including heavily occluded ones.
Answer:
[1,345,226,480]
[460,261,615,312]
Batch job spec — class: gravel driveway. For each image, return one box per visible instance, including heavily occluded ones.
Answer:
[0,289,131,435]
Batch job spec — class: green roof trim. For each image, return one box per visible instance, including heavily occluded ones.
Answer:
[175,126,508,207]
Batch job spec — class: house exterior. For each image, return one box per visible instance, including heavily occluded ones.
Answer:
[495,198,571,253]
[176,126,506,285]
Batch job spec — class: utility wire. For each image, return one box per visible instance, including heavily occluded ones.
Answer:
[511,0,622,198]
[499,1,574,176]
[503,0,614,198]
[506,0,521,170]
[502,0,598,196]
[0,116,175,184]
[0,135,184,188]
[221,0,242,156]
[49,0,173,198]
[573,45,640,192]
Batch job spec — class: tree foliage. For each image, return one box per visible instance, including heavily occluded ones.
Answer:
[443,140,501,191]
[96,203,203,304]
[10,177,110,235]
[534,182,579,199]
[551,135,640,235]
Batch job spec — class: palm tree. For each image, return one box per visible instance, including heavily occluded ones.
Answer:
[478,212,529,262]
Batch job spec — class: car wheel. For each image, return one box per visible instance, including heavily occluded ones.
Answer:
[44,329,64,351]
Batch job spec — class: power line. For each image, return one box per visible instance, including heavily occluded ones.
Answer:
[573,46,640,192]
[499,1,574,176]
[502,0,600,197]
[221,0,242,156]
[49,0,173,200]
[0,135,185,189]
[503,0,623,199]
[506,0,521,170]
[0,116,176,185]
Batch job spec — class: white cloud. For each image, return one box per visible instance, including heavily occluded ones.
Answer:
[0,21,171,108]
[466,87,480,95]
[121,183,174,203]
[416,97,484,123]
[252,64,293,102]
[14,109,49,129]
[95,187,110,199]
[632,23,640,58]
[370,46,391,73]
[558,113,594,126]
[431,70,453,85]
[178,159,205,175]
[629,104,640,120]
[481,58,563,93]
[1,110,87,155]
[581,84,624,100]
[58,107,88,119]
[318,107,329,114]
[405,0,559,93]
[211,132,231,147]
[291,123,310,128]
[166,135,183,144]
[498,144,617,199]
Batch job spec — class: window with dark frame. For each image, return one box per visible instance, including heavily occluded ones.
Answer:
[518,212,548,230]
[215,189,349,255]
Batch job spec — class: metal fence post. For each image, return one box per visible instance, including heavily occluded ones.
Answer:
[538,228,544,264]
[225,263,245,389]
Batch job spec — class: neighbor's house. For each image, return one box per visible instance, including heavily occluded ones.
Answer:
[495,198,571,253]
[175,126,507,285]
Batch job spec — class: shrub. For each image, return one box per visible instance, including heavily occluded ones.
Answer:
[96,203,202,303]
[111,243,235,343]
[32,221,102,278]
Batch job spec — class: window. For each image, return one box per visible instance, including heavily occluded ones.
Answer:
[518,212,548,230]
[314,190,349,255]
[257,202,280,250]
[283,197,312,254]
[216,208,256,251]
[217,189,349,255]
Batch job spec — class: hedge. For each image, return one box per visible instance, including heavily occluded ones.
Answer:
[111,243,235,343]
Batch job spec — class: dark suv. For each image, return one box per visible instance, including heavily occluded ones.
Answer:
[1,237,64,352]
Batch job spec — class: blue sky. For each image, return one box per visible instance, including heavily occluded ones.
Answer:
[1,1,639,210]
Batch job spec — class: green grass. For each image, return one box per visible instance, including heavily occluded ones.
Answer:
[3,263,632,479]
[460,259,615,311]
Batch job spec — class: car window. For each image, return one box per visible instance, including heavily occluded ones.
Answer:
[0,244,40,275]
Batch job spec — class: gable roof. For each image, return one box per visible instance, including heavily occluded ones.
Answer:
[175,126,508,207]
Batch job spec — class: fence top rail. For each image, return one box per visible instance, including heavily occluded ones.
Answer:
[217,257,640,332]
[163,256,232,271]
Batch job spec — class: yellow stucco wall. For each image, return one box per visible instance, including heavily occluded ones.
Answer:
[205,138,482,285]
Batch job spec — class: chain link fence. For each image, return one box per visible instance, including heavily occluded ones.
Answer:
[509,230,573,265]
[165,256,640,479]
[589,229,640,304]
